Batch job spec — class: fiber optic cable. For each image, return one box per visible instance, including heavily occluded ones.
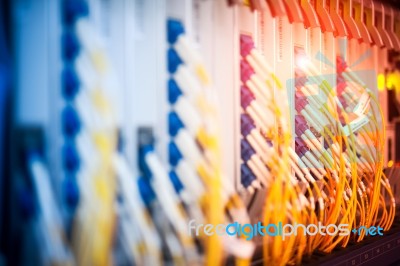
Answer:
[169,18,258,265]
[167,31,226,265]
[240,114,273,181]
[241,138,269,188]
[242,108,322,218]
[240,163,260,194]
[240,35,282,90]
[62,1,119,265]
[293,52,362,253]
[296,109,350,198]
[240,113,279,165]
[169,50,219,191]
[168,112,212,184]
[168,141,206,201]
[113,202,139,265]
[241,60,272,104]
[168,142,207,225]
[112,153,162,265]
[168,20,256,265]
[137,175,186,265]
[240,75,276,190]
[294,94,353,177]
[168,48,205,106]
[239,36,311,266]
[168,170,206,225]
[296,64,366,249]
[241,86,275,133]
[337,57,395,231]
[28,153,73,265]
[168,79,219,164]
[61,2,87,245]
[167,19,210,85]
[245,57,294,261]
[140,144,201,264]
[294,90,352,180]
[336,71,380,203]
[169,110,251,238]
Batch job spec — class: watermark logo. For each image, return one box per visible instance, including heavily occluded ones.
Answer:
[188,220,383,241]
[351,226,384,236]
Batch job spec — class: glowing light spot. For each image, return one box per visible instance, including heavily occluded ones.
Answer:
[377,73,385,91]
[296,55,310,70]
[386,72,400,91]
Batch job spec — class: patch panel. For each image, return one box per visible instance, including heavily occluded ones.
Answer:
[2,0,400,265]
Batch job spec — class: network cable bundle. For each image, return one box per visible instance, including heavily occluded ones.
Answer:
[336,55,396,232]
[239,34,308,265]
[234,0,399,265]
[167,18,257,265]
[61,1,119,264]
[1,0,400,266]
[292,46,394,252]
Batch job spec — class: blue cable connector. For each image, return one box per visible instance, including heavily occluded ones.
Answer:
[62,105,81,138]
[167,19,184,45]
[168,112,185,137]
[169,171,184,194]
[62,65,80,100]
[168,141,183,167]
[167,48,183,74]
[138,176,156,207]
[62,0,89,26]
[241,163,256,188]
[62,141,80,174]
[168,79,182,104]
